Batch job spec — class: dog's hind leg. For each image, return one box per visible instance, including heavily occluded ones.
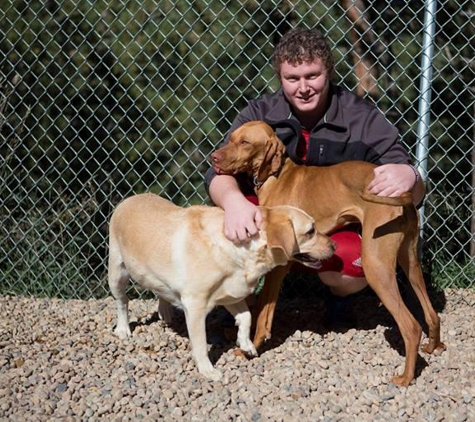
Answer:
[158,299,174,325]
[182,297,222,380]
[224,300,257,357]
[362,232,422,386]
[397,232,445,355]
[108,243,132,339]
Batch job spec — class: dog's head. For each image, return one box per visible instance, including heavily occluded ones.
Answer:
[211,121,286,185]
[261,205,335,267]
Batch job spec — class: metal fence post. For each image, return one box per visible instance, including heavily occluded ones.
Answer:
[416,0,438,234]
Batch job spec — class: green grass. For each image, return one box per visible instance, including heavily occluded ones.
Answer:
[431,257,475,290]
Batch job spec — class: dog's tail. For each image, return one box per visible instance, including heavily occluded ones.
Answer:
[361,191,413,206]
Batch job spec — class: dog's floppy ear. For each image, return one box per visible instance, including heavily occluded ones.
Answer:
[262,207,297,266]
[256,134,286,184]
[269,134,286,174]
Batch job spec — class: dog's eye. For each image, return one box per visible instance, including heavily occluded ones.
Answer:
[306,227,315,236]
[240,139,250,145]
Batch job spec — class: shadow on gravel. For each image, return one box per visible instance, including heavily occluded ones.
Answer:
[129,307,239,366]
[249,271,447,378]
[127,270,447,374]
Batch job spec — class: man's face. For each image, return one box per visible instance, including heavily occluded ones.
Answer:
[279,59,331,120]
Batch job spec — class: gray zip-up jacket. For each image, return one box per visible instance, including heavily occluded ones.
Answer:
[205,83,411,192]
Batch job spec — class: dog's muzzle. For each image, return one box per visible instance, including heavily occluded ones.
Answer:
[293,253,323,269]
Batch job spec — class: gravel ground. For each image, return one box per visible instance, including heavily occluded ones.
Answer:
[1,288,474,421]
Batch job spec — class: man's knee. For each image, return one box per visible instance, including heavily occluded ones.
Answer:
[318,226,365,278]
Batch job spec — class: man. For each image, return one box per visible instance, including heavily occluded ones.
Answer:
[205,27,424,327]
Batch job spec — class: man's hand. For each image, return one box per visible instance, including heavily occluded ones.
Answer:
[209,174,263,243]
[223,196,262,243]
[367,163,418,198]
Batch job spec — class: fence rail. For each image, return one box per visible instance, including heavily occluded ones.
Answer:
[1,0,474,299]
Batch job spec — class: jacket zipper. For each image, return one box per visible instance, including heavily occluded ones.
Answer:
[318,144,324,165]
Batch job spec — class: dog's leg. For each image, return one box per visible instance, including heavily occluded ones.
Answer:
[182,298,222,381]
[224,300,257,357]
[108,252,132,339]
[397,234,446,355]
[158,298,174,325]
[252,264,291,349]
[362,234,421,387]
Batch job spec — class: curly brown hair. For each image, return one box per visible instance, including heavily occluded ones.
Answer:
[272,28,335,77]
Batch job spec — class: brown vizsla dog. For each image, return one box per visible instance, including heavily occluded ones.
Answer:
[211,120,445,386]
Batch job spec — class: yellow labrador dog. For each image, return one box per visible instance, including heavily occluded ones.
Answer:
[108,193,334,380]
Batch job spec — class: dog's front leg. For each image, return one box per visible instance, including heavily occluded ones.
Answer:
[252,264,291,349]
[224,300,257,357]
[182,299,222,381]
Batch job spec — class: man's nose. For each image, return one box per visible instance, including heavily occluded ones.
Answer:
[299,79,309,92]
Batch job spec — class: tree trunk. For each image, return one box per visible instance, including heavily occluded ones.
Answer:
[340,0,386,100]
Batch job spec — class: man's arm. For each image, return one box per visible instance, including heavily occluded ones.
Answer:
[208,174,262,243]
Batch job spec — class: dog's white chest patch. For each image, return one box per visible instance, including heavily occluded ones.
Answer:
[169,226,190,278]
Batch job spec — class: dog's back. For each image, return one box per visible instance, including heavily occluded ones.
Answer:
[109,193,178,272]
[110,194,223,300]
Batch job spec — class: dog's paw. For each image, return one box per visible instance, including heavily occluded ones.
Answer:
[114,325,132,339]
[421,340,446,355]
[236,339,258,357]
[391,374,413,387]
[198,364,222,381]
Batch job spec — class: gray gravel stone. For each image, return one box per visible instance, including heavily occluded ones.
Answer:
[0,289,474,420]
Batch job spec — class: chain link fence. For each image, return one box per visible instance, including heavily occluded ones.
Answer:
[1,0,474,299]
